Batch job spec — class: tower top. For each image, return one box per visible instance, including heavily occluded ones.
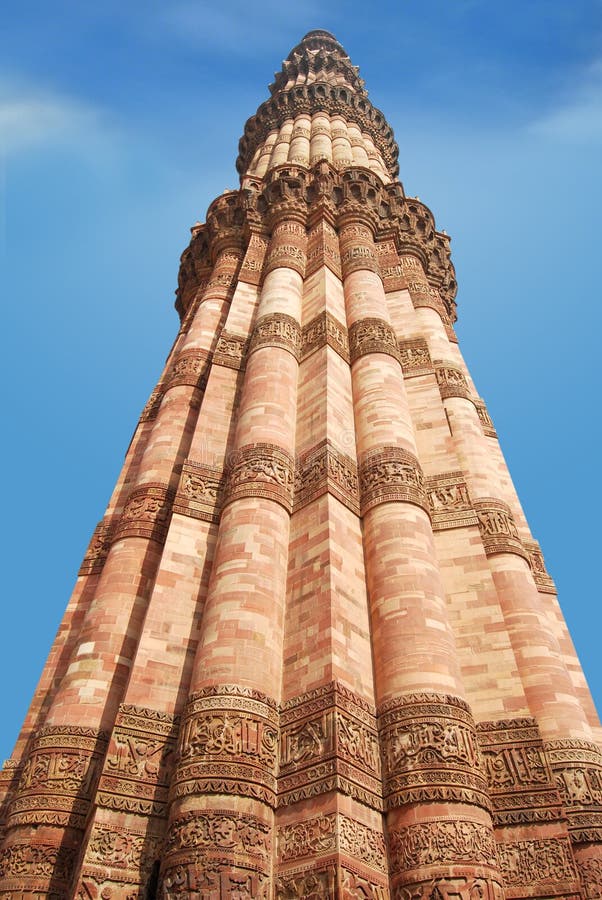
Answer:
[236,30,399,178]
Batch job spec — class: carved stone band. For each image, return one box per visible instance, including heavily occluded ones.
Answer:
[406,278,450,321]
[524,539,556,594]
[224,443,295,513]
[474,498,527,560]
[263,219,307,278]
[475,399,497,437]
[301,311,349,364]
[166,349,211,391]
[173,459,226,525]
[476,717,562,828]
[294,439,359,515]
[359,446,428,516]
[249,313,301,362]
[377,693,490,811]
[376,238,406,293]
[349,317,401,365]
[115,483,174,544]
[79,520,115,576]
[398,337,433,377]
[306,219,342,279]
[497,837,578,891]
[544,739,602,844]
[97,703,179,819]
[139,387,164,422]
[277,812,387,873]
[0,842,77,896]
[174,686,279,808]
[8,726,108,831]
[213,331,248,371]
[339,222,379,277]
[239,233,269,286]
[279,681,381,811]
[165,808,271,869]
[388,819,498,876]
[426,471,477,531]
[435,362,473,402]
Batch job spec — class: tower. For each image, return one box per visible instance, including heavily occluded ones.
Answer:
[1,25,601,899]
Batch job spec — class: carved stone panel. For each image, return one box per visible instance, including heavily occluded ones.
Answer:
[545,739,602,844]
[474,499,527,560]
[212,331,249,371]
[388,819,498,874]
[97,704,179,819]
[173,459,226,524]
[497,836,578,895]
[115,483,175,544]
[139,387,164,422]
[435,362,472,402]
[225,443,296,514]
[376,238,405,293]
[294,439,359,515]
[426,472,477,531]
[524,539,557,594]
[349,317,401,365]
[475,399,497,438]
[359,447,428,516]
[166,348,211,391]
[306,218,342,278]
[249,312,302,361]
[378,693,490,810]
[79,519,115,576]
[239,232,269,285]
[477,718,563,827]
[398,338,433,377]
[0,842,77,896]
[301,311,349,363]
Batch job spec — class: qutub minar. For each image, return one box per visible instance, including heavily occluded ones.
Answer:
[1,29,601,900]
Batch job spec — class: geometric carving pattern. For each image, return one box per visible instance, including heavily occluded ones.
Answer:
[378,693,490,811]
[301,311,349,363]
[173,459,226,524]
[545,739,602,844]
[476,718,563,826]
[114,483,175,544]
[376,238,405,293]
[388,819,498,872]
[339,222,379,278]
[426,471,477,531]
[96,704,179,819]
[279,682,382,811]
[497,836,578,891]
[263,219,307,278]
[359,446,428,515]
[225,443,296,514]
[474,498,527,560]
[294,439,359,515]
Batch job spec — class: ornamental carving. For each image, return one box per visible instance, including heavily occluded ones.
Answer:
[173,459,226,524]
[276,866,336,899]
[301,311,349,363]
[213,331,249,370]
[388,820,497,873]
[79,519,114,575]
[0,842,76,882]
[524,540,556,593]
[115,483,174,543]
[162,862,269,899]
[376,238,405,292]
[339,817,387,872]
[578,858,602,898]
[249,312,302,361]
[349,317,401,364]
[474,499,527,560]
[306,219,341,278]
[426,472,477,531]
[475,399,497,437]
[545,740,602,840]
[406,279,449,321]
[166,349,210,390]
[378,693,489,810]
[294,439,359,515]
[393,875,503,900]
[341,868,388,899]
[165,810,270,859]
[339,221,379,276]
[139,387,164,422]
[97,704,178,820]
[359,446,428,515]
[277,814,337,861]
[86,826,161,874]
[497,837,577,887]
[435,363,472,401]
[239,233,268,285]
[398,338,433,376]
[225,443,295,513]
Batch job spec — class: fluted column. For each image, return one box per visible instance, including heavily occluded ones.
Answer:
[159,185,307,897]
[338,203,503,898]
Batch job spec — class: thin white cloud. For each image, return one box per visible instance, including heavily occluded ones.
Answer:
[0,78,114,159]
[528,58,602,144]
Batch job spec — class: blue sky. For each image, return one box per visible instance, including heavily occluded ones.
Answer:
[1,0,601,762]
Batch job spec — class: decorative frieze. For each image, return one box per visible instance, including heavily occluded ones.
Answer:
[0,842,77,894]
[474,498,527,560]
[212,330,249,371]
[349,317,401,364]
[476,718,563,826]
[405,278,449,321]
[301,310,349,363]
[376,238,405,292]
[426,471,477,531]
[162,861,270,899]
[392,875,503,900]
[398,337,433,377]
[278,681,382,810]
[388,819,498,873]
[79,823,163,896]
[276,865,336,899]
[115,483,174,544]
[172,459,226,524]
[294,439,359,515]
[165,809,271,862]
[278,814,336,861]
[139,387,164,422]
[225,443,296,514]
[435,362,473,402]
[8,726,108,830]
[497,836,578,893]
[239,232,269,285]
[339,221,379,277]
[166,348,211,391]
[378,693,490,811]
[359,446,428,516]
[79,519,115,575]
[174,686,279,808]
[475,399,497,437]
[545,739,602,844]
[96,704,179,819]
[306,218,341,278]
[249,313,302,361]
[264,219,307,277]
[577,857,602,898]
[524,539,557,593]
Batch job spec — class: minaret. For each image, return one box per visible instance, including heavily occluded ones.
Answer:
[1,29,601,900]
